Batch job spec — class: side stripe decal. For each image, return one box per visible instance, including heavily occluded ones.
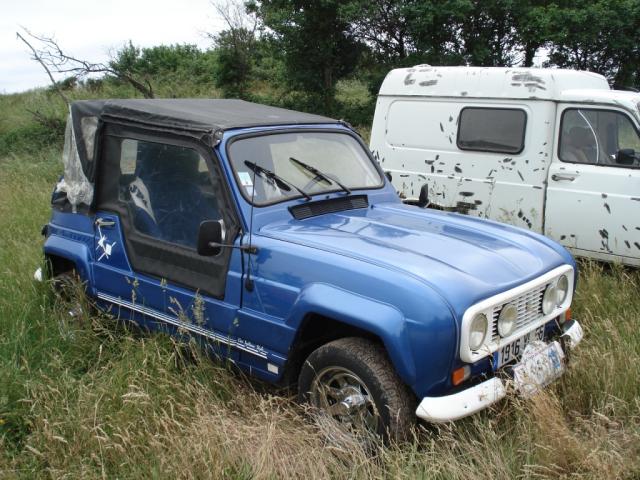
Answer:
[96,292,268,359]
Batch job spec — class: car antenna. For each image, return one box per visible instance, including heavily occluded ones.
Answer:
[244,163,257,292]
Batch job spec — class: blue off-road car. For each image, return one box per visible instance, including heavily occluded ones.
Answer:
[41,99,583,440]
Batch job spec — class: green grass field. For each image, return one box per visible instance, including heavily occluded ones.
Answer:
[1,93,639,478]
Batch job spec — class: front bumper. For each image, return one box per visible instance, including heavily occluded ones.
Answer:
[415,320,584,423]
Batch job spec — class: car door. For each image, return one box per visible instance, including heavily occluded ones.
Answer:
[92,127,246,358]
[545,105,640,265]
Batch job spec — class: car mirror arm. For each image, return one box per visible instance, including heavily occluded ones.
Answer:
[207,242,258,254]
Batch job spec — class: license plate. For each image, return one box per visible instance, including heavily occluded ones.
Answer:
[495,325,544,368]
[513,341,565,396]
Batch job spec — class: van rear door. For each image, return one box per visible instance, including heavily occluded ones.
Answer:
[545,105,640,265]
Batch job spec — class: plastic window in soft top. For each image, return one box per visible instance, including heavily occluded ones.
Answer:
[55,111,95,212]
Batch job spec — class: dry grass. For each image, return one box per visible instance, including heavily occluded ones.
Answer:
[1,147,639,479]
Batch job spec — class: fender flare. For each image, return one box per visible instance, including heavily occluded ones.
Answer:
[44,235,94,293]
[286,282,417,385]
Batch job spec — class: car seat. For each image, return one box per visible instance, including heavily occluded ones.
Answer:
[562,126,595,164]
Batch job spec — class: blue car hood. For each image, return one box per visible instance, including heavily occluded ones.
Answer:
[259,202,571,315]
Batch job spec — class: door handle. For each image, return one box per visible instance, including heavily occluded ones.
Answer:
[551,173,577,182]
[95,217,115,228]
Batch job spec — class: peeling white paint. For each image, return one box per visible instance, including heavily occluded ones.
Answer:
[371,66,640,267]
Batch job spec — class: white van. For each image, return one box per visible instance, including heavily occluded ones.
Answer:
[370,66,640,266]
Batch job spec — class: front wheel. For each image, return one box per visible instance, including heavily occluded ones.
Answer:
[51,271,86,319]
[297,337,415,442]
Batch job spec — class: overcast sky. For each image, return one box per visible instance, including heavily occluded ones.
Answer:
[1,0,225,93]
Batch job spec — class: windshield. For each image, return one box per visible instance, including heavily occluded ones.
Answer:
[228,131,383,205]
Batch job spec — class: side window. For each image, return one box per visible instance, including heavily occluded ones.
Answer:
[118,139,222,248]
[559,109,640,168]
[457,108,527,154]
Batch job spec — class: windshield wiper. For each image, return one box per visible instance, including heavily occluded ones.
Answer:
[289,157,352,195]
[244,161,312,201]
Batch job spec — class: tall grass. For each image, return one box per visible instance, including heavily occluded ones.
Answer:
[1,103,639,479]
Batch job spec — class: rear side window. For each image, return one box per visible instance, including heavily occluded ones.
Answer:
[457,108,527,154]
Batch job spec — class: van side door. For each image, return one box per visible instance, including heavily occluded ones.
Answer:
[545,105,640,265]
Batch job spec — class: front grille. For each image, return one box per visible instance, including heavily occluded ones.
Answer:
[490,283,546,342]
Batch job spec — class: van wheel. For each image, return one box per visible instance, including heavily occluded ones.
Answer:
[298,337,415,442]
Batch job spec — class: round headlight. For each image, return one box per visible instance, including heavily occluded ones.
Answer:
[542,283,558,315]
[498,303,518,337]
[556,274,569,306]
[469,313,488,351]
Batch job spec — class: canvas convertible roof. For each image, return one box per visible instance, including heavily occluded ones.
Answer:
[72,98,338,143]
[58,99,339,211]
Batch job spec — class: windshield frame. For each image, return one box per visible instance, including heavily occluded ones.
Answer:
[224,127,386,207]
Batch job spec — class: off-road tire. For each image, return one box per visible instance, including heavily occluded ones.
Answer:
[298,336,416,442]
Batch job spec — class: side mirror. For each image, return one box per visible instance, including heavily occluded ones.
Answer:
[197,220,225,256]
[615,148,635,165]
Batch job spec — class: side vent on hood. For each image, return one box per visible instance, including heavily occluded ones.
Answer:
[289,195,369,220]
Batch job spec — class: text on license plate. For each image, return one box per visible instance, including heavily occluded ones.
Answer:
[495,326,544,368]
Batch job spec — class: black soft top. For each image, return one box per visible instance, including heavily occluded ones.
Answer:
[71,98,338,145]
[58,99,341,212]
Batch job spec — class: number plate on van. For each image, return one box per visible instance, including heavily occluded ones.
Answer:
[496,326,544,368]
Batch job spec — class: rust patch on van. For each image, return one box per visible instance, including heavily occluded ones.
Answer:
[599,229,611,252]
[511,72,547,92]
[455,201,477,214]
[517,209,533,229]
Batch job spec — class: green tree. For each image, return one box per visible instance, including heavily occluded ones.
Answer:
[511,0,555,67]
[249,0,363,114]
[109,42,217,93]
[545,0,640,88]
[339,0,412,62]
[209,0,260,98]
[212,28,257,98]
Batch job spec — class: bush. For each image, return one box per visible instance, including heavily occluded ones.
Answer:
[0,119,65,157]
[334,78,375,125]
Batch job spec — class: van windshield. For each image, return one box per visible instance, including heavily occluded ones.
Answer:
[228,132,383,205]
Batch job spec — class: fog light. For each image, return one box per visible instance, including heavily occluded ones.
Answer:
[542,283,557,315]
[498,303,518,337]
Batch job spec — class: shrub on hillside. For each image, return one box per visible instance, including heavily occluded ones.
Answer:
[0,119,65,157]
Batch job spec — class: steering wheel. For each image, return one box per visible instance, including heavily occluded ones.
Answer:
[156,208,196,246]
